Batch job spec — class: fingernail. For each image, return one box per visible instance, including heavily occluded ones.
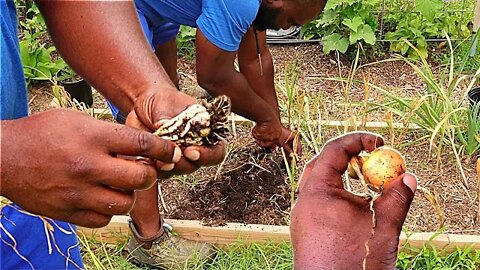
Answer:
[160,163,175,171]
[154,118,170,128]
[403,172,417,192]
[135,156,154,166]
[185,149,200,161]
[172,147,182,163]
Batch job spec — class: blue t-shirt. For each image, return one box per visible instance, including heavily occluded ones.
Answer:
[134,0,261,52]
[0,0,27,119]
[1,2,84,269]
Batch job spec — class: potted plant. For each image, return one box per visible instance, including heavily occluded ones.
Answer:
[468,86,480,106]
[56,65,93,107]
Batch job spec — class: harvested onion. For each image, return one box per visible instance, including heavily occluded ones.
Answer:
[348,146,407,191]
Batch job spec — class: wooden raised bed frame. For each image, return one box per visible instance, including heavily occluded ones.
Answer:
[79,216,480,252]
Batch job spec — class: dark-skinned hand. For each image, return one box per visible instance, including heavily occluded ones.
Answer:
[254,122,302,161]
[252,119,283,149]
[290,132,417,270]
[126,87,226,178]
[0,109,181,228]
[279,126,302,161]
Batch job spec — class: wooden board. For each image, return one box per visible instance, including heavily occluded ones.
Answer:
[78,216,480,252]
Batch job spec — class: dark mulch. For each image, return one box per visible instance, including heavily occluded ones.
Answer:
[167,150,292,226]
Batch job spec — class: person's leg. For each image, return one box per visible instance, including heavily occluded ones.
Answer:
[155,39,179,88]
[128,184,161,248]
[128,22,180,242]
[126,21,214,268]
[153,22,180,88]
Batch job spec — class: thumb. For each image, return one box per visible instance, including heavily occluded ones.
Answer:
[374,173,417,232]
[126,110,151,131]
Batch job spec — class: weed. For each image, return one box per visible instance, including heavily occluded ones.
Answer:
[301,0,378,54]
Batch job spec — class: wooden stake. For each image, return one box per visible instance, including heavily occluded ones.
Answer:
[476,158,480,223]
[474,0,480,32]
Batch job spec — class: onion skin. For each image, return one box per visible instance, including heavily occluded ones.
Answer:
[362,147,407,190]
[347,156,361,179]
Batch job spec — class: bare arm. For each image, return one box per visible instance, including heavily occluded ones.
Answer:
[195,29,279,126]
[238,28,280,119]
[35,0,226,186]
[35,0,175,115]
[237,28,301,156]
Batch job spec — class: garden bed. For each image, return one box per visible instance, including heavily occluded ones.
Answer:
[30,44,480,236]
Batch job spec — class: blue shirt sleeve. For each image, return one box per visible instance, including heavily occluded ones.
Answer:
[196,0,260,52]
[1,1,28,120]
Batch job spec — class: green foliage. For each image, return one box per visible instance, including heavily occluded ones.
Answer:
[398,243,480,270]
[383,0,472,58]
[18,5,65,83]
[433,34,480,73]
[302,0,474,57]
[365,37,480,178]
[56,65,80,82]
[302,0,378,54]
[176,26,196,59]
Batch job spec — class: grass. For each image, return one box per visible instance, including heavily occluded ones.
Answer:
[362,37,480,195]
[80,234,480,270]
[433,32,480,74]
[397,244,480,270]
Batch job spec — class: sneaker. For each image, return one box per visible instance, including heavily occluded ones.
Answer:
[182,85,212,99]
[126,220,215,269]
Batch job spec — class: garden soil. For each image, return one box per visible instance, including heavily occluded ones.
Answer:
[164,148,291,226]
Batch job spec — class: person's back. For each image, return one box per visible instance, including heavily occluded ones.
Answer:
[134,0,260,51]
[135,0,202,27]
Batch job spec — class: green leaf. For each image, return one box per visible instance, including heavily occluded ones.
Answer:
[325,0,343,10]
[318,10,338,26]
[400,43,410,55]
[325,0,356,10]
[416,46,428,59]
[19,41,36,68]
[33,65,52,80]
[322,33,349,54]
[342,16,363,32]
[415,0,443,21]
[349,25,376,45]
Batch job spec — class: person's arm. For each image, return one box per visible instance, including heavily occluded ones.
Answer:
[237,28,280,119]
[36,0,226,176]
[237,28,302,157]
[36,0,175,115]
[195,29,282,146]
[0,109,181,228]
